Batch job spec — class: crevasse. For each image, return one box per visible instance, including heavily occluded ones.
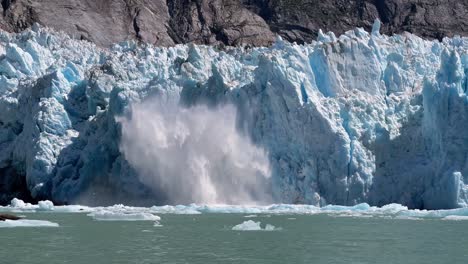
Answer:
[0,21,467,209]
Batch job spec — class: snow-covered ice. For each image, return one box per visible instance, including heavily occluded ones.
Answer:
[0,21,467,209]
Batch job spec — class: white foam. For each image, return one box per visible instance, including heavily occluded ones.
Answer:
[0,219,59,228]
[232,220,279,231]
[87,211,161,221]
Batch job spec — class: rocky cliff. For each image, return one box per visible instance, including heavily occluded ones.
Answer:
[1,0,467,47]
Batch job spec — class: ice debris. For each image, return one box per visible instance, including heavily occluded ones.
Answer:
[4,199,468,221]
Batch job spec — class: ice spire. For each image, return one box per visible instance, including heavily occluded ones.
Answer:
[372,19,381,36]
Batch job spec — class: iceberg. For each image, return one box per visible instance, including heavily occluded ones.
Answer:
[232,220,278,231]
[0,21,467,209]
[3,198,91,213]
[87,211,161,221]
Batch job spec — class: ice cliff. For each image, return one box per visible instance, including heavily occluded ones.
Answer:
[0,22,467,209]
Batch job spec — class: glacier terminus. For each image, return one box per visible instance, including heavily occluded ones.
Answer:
[0,21,467,209]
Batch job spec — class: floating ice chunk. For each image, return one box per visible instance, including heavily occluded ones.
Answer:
[3,199,91,213]
[0,219,59,228]
[232,220,279,231]
[442,215,468,221]
[87,211,161,221]
[10,198,24,208]
[10,198,33,209]
[244,215,258,218]
[38,200,54,211]
[6,198,39,212]
[232,220,262,231]
[380,204,409,213]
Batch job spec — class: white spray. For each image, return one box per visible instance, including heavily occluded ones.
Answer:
[118,98,272,205]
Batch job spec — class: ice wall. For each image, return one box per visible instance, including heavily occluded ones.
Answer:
[0,22,467,208]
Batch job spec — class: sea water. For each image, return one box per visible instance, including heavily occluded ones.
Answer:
[1,212,467,264]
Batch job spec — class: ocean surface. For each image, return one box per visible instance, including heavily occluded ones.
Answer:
[1,211,468,264]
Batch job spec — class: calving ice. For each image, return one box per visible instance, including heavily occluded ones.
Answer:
[0,21,467,209]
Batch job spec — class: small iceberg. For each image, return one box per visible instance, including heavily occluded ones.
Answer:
[232,220,279,231]
[6,198,91,213]
[87,211,161,221]
[0,219,59,228]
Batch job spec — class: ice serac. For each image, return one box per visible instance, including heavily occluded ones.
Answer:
[0,23,467,209]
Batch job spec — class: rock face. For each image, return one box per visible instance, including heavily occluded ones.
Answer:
[0,0,467,47]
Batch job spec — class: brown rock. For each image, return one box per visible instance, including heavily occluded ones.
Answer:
[0,214,21,221]
[0,1,467,47]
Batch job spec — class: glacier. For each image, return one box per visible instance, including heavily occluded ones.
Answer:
[0,21,467,209]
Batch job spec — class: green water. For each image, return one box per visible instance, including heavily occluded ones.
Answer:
[1,213,467,264]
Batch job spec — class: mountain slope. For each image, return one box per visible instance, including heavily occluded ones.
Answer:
[1,0,467,47]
